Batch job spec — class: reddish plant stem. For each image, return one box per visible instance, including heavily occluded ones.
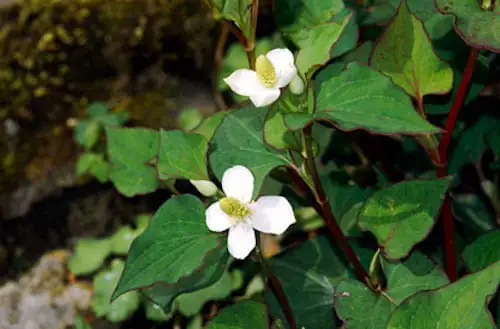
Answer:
[302,126,369,282]
[213,23,230,111]
[437,47,479,282]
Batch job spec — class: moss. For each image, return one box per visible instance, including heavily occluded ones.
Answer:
[0,0,214,191]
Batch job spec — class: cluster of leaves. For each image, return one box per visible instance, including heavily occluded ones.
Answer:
[71,0,499,328]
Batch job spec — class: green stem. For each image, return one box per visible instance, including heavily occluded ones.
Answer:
[302,126,369,282]
[255,244,298,329]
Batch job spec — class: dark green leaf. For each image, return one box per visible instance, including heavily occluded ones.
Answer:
[407,0,454,39]
[205,300,268,329]
[266,236,351,329]
[358,178,451,259]
[371,2,453,99]
[386,261,500,329]
[112,195,229,313]
[435,0,500,52]
[463,230,500,272]
[312,62,440,134]
[211,0,252,38]
[157,130,209,180]
[451,193,496,239]
[210,105,293,198]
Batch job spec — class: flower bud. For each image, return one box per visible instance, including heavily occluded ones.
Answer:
[289,74,305,95]
[190,179,218,197]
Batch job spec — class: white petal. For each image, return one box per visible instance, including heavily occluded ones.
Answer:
[249,87,280,107]
[266,48,297,88]
[228,222,256,259]
[250,196,296,235]
[190,180,218,197]
[206,201,234,232]
[222,165,254,203]
[223,69,263,97]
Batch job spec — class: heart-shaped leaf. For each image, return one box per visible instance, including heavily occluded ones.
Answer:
[358,178,451,259]
[112,195,229,313]
[371,2,454,100]
[462,230,500,272]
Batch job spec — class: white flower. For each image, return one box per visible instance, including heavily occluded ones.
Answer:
[224,48,298,107]
[205,165,296,259]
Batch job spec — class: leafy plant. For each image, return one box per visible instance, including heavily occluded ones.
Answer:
[74,0,500,328]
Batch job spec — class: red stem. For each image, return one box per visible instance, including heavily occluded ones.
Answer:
[437,47,479,282]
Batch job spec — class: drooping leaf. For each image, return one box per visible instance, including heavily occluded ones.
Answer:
[435,0,500,52]
[75,119,101,150]
[335,251,449,329]
[371,2,453,99]
[386,261,500,329]
[92,259,140,322]
[308,62,440,134]
[69,238,112,275]
[358,178,451,259]
[462,230,500,272]
[266,236,352,329]
[175,270,233,317]
[205,300,268,329]
[211,0,252,38]
[210,105,293,199]
[449,116,500,174]
[157,130,209,180]
[111,195,229,313]
[106,127,159,197]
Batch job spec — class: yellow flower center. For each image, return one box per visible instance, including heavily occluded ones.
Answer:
[219,197,251,219]
[255,55,277,88]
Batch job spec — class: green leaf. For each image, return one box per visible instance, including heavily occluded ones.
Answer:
[358,178,451,259]
[178,108,203,132]
[193,112,227,141]
[335,279,395,329]
[106,127,159,197]
[310,62,440,134]
[386,261,500,329]
[335,252,449,329]
[355,0,401,26]
[86,102,109,117]
[76,153,109,183]
[331,9,359,58]
[111,195,229,313]
[176,270,233,317]
[274,0,346,45]
[211,0,252,39]
[110,225,141,255]
[449,116,500,174]
[75,119,101,150]
[263,106,301,151]
[295,13,352,76]
[206,300,268,329]
[381,251,449,303]
[92,259,140,322]
[463,230,500,272]
[157,130,209,180]
[371,2,453,99]
[451,194,496,238]
[435,0,500,52]
[266,236,351,329]
[210,105,292,199]
[68,238,112,275]
[407,0,454,39]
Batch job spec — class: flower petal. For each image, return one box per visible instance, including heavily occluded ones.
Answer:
[222,165,254,203]
[223,69,262,97]
[206,201,234,232]
[228,222,256,259]
[250,196,296,235]
[249,87,280,107]
[266,48,297,88]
